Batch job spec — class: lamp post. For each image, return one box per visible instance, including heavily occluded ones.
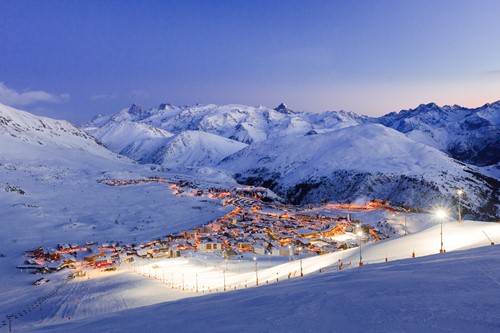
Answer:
[436,209,447,253]
[298,246,303,277]
[457,189,464,223]
[288,245,292,261]
[357,225,364,266]
[223,269,226,291]
[253,257,258,286]
[404,214,407,236]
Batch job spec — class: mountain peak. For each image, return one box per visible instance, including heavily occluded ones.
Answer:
[127,104,143,115]
[415,102,440,111]
[158,103,175,110]
[480,100,500,109]
[274,103,294,114]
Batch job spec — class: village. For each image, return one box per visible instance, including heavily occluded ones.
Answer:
[18,177,394,278]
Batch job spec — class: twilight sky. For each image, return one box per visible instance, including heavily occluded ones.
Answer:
[1,0,500,124]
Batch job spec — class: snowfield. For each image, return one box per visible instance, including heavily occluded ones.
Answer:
[1,102,500,332]
[3,220,499,333]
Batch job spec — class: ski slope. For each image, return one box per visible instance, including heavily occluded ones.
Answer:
[3,219,499,332]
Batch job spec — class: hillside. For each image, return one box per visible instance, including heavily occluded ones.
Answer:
[377,101,500,166]
[82,101,500,220]
[15,220,500,333]
[0,103,230,250]
[1,103,499,333]
[219,124,499,219]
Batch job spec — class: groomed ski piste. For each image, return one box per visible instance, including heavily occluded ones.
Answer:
[2,216,499,333]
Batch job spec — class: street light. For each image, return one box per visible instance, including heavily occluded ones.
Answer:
[357,225,364,266]
[253,257,258,286]
[435,209,448,253]
[404,214,407,236]
[223,269,226,291]
[457,189,464,223]
[298,246,303,277]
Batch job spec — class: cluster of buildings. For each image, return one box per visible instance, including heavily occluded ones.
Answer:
[18,179,389,275]
[178,196,387,258]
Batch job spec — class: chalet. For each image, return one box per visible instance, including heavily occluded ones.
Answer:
[46,261,69,272]
[136,248,149,258]
[169,233,185,241]
[253,245,267,255]
[169,248,181,258]
[148,245,170,258]
[57,243,71,252]
[183,230,197,239]
[118,253,134,263]
[237,242,253,252]
[94,256,115,268]
[198,240,223,252]
[16,264,46,273]
[24,246,44,258]
[271,246,293,256]
[293,238,311,248]
[84,251,105,262]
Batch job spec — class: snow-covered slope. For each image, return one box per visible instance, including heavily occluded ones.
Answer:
[0,102,119,161]
[86,120,174,161]
[377,101,500,166]
[0,103,229,248]
[85,102,367,145]
[149,130,248,169]
[20,220,500,333]
[85,100,500,171]
[219,124,499,219]
[82,101,499,218]
[1,103,499,333]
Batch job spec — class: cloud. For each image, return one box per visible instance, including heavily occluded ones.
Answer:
[0,82,69,106]
[481,69,500,76]
[90,94,117,101]
[131,89,150,99]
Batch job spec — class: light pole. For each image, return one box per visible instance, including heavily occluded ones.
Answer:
[298,246,303,277]
[288,245,292,261]
[253,257,258,286]
[436,209,447,253]
[457,189,464,223]
[357,225,364,266]
[404,214,407,236]
[223,269,226,291]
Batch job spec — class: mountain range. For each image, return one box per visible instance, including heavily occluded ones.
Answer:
[1,100,498,220]
[83,101,499,219]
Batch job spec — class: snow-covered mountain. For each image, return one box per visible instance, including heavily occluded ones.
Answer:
[85,100,500,168]
[0,102,227,249]
[147,130,248,169]
[377,101,500,166]
[84,102,366,145]
[85,119,174,163]
[0,102,118,161]
[1,103,500,333]
[219,124,499,219]
[82,102,366,170]
[83,101,500,219]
